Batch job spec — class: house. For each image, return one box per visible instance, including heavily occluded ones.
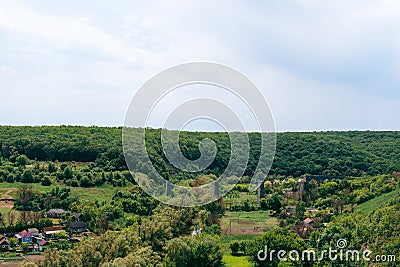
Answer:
[285,205,296,216]
[191,227,202,236]
[15,230,32,243]
[0,235,10,251]
[38,239,47,252]
[28,228,40,237]
[283,188,293,194]
[43,226,63,237]
[282,188,295,199]
[298,178,306,192]
[46,208,66,218]
[69,221,88,234]
[303,218,314,227]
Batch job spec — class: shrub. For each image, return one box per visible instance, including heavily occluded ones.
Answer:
[41,176,52,186]
[80,176,93,187]
[229,241,239,255]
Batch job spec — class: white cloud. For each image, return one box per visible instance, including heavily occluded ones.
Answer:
[253,65,400,131]
[0,1,158,65]
[0,66,12,72]
[0,0,399,130]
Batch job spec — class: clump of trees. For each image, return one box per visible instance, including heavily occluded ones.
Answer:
[246,228,307,267]
[165,233,222,267]
[0,154,130,188]
[41,205,223,266]
[309,196,400,266]
[112,186,159,215]
[14,185,76,211]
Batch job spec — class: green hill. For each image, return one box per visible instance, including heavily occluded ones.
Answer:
[1,126,400,181]
[356,188,400,214]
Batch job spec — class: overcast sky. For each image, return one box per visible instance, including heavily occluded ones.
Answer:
[0,0,399,131]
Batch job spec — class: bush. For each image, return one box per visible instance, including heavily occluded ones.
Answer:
[48,162,57,173]
[70,179,79,187]
[80,176,93,187]
[52,230,69,239]
[204,224,221,235]
[354,189,375,204]
[63,167,73,179]
[41,176,52,186]
[229,241,239,255]
[260,199,268,210]
[15,155,29,167]
[21,170,34,183]
[234,184,249,192]
[238,241,247,254]
[242,199,256,212]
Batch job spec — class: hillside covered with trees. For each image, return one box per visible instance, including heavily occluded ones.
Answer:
[0,126,399,266]
[0,126,399,182]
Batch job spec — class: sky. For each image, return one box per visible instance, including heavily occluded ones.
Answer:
[0,0,399,131]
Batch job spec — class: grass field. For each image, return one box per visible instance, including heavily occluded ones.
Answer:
[0,206,12,214]
[356,188,400,214]
[0,182,54,198]
[220,235,255,267]
[0,181,135,216]
[220,211,278,235]
[0,182,132,202]
[223,255,252,267]
[68,185,130,203]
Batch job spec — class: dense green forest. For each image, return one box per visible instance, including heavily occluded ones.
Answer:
[1,126,399,181]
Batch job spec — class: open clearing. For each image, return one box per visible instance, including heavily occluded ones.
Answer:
[0,182,131,203]
[223,255,252,267]
[0,182,133,216]
[356,188,400,214]
[220,211,278,235]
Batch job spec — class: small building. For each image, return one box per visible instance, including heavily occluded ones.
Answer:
[38,239,47,251]
[303,218,314,227]
[28,228,40,237]
[43,226,64,237]
[285,205,296,216]
[69,221,88,234]
[15,230,32,243]
[46,208,66,218]
[0,235,10,251]
[298,178,306,192]
[191,227,202,236]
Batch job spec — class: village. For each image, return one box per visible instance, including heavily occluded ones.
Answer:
[0,208,89,254]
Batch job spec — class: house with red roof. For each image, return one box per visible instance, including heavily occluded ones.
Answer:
[303,218,314,227]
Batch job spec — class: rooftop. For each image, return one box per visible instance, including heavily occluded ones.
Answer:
[47,208,66,213]
[69,221,87,229]
[304,218,313,224]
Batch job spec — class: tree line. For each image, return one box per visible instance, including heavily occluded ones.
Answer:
[1,126,400,180]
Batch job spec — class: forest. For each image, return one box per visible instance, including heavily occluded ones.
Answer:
[1,126,400,180]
